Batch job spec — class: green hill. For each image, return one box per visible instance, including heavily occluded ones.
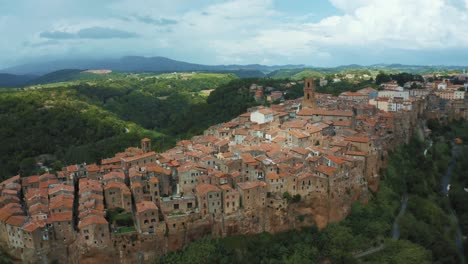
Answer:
[0,88,162,179]
[0,72,241,179]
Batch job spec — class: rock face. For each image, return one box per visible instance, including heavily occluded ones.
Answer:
[56,188,365,264]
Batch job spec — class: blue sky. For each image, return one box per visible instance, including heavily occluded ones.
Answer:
[1,0,468,68]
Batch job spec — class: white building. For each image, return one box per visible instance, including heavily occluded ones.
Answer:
[409,89,431,97]
[454,91,466,99]
[438,82,447,90]
[250,109,275,124]
[378,90,410,100]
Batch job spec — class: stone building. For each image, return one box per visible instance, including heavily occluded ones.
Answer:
[135,201,159,233]
[103,182,132,211]
[236,181,267,210]
[195,183,222,216]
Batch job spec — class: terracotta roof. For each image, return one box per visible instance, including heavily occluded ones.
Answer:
[266,172,280,180]
[6,215,27,227]
[0,196,20,205]
[196,183,220,195]
[25,188,48,201]
[149,177,159,183]
[257,108,275,115]
[219,185,235,191]
[235,129,249,136]
[136,201,158,213]
[1,175,20,186]
[29,203,49,214]
[298,109,353,117]
[315,165,337,177]
[78,209,106,219]
[298,172,317,180]
[2,189,18,196]
[345,136,370,143]
[281,120,307,129]
[23,175,39,186]
[48,184,74,195]
[289,130,309,139]
[240,153,258,165]
[121,151,157,163]
[291,147,309,156]
[104,182,131,195]
[345,151,366,156]
[147,164,171,175]
[66,165,79,173]
[49,198,73,210]
[22,220,45,232]
[48,212,73,223]
[325,155,345,165]
[103,171,125,181]
[0,203,23,221]
[333,120,352,127]
[101,157,121,165]
[78,215,108,229]
[39,179,59,189]
[86,164,100,172]
[237,181,267,190]
[79,184,103,195]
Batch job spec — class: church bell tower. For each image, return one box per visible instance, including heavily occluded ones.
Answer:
[141,138,151,153]
[302,78,316,109]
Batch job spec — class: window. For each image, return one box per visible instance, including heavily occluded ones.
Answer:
[187,202,193,208]
[173,204,179,210]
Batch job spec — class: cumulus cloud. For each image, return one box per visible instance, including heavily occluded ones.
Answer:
[200,0,468,63]
[3,0,468,68]
[40,27,138,39]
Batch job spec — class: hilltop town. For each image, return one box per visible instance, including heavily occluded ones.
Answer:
[0,78,467,263]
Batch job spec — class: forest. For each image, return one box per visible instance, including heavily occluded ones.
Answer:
[0,73,260,179]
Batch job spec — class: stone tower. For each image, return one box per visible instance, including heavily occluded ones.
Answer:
[302,78,316,109]
[141,138,151,153]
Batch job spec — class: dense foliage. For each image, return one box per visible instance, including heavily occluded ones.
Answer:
[0,89,162,179]
[375,72,424,86]
[434,120,468,258]
[0,73,246,179]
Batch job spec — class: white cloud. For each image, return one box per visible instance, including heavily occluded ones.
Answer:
[200,0,468,63]
[3,0,468,68]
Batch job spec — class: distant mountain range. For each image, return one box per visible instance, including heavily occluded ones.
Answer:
[0,56,305,76]
[1,55,468,87]
[0,73,38,87]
